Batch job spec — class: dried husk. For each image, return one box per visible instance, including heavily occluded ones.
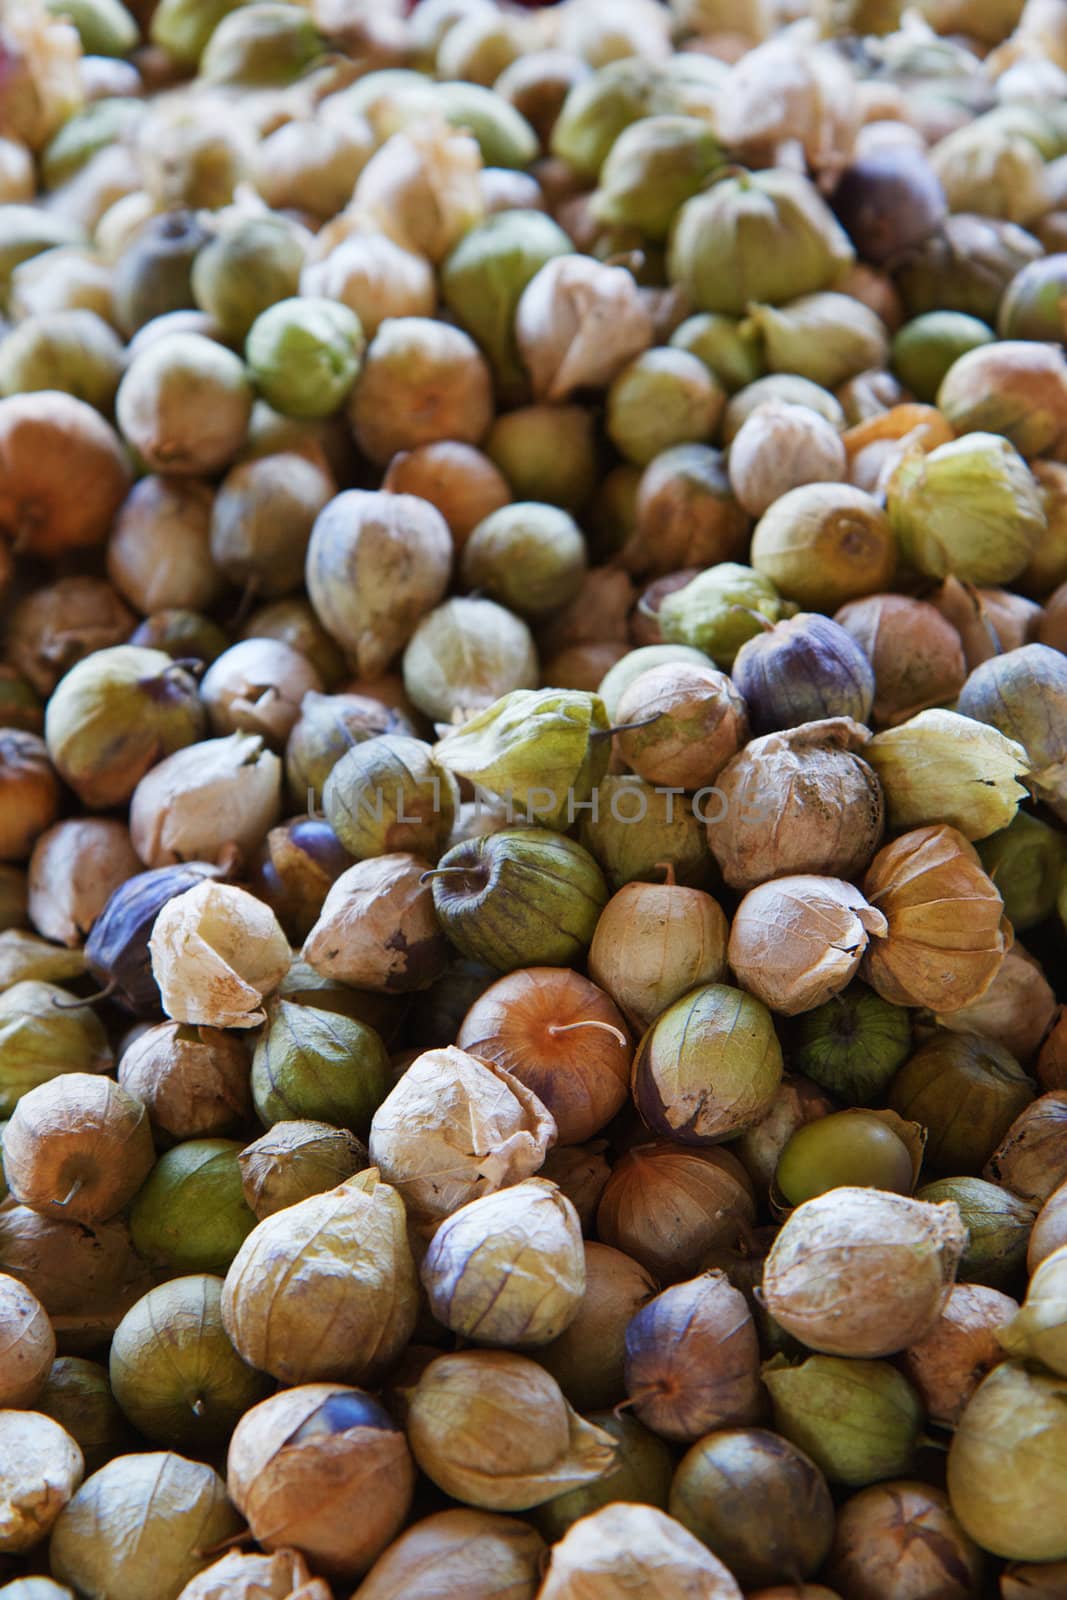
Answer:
[667,1427,835,1591]
[117,1022,251,1144]
[221,1169,419,1386]
[351,1508,545,1600]
[27,821,140,948]
[535,1241,657,1410]
[305,490,453,680]
[150,880,290,1030]
[861,824,1012,1013]
[200,640,323,749]
[302,855,448,993]
[615,663,748,790]
[49,1452,243,1600]
[300,232,436,339]
[0,393,130,560]
[917,1177,1036,1291]
[538,1145,612,1235]
[736,1075,836,1194]
[3,1074,155,1225]
[177,1549,329,1600]
[0,1410,83,1553]
[827,1482,983,1600]
[998,1244,1067,1373]
[405,1350,618,1511]
[834,593,967,728]
[887,1031,1035,1177]
[130,734,283,870]
[7,578,136,701]
[238,1122,368,1220]
[455,968,631,1145]
[352,122,485,264]
[624,1271,761,1442]
[931,944,1057,1063]
[382,443,511,547]
[763,1353,924,1488]
[947,1361,1067,1562]
[627,445,751,579]
[368,1046,556,1220]
[0,1204,150,1333]
[348,318,493,468]
[632,983,784,1145]
[0,980,110,1113]
[107,478,222,619]
[403,597,538,724]
[421,1178,585,1346]
[515,255,653,402]
[985,1091,1067,1205]
[708,719,884,893]
[1001,1560,1067,1600]
[537,1502,743,1600]
[0,1272,54,1407]
[867,710,1030,843]
[762,1187,967,1358]
[596,1141,756,1283]
[0,0,83,151]
[588,877,728,1033]
[85,861,226,1016]
[1029,1179,1067,1271]
[227,1384,415,1578]
[728,876,887,1016]
[729,403,848,521]
[903,1283,1017,1423]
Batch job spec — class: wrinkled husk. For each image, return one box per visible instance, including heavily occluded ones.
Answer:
[596,1141,755,1283]
[985,1091,1067,1205]
[826,1482,983,1600]
[762,1187,966,1357]
[588,878,728,1032]
[903,1282,1017,1423]
[0,1410,83,1553]
[624,1271,761,1442]
[727,876,887,1016]
[537,1502,742,1600]
[867,710,1030,842]
[302,855,448,993]
[221,1169,419,1385]
[149,880,291,1029]
[998,1243,1067,1373]
[515,255,653,402]
[178,1549,330,1600]
[351,1508,545,1600]
[130,735,282,870]
[406,1350,618,1511]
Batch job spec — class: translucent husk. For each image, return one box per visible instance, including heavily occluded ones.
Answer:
[866,709,1029,843]
[367,1045,556,1220]
[348,317,493,468]
[3,1073,155,1225]
[177,1548,329,1600]
[119,1021,250,1146]
[730,404,848,522]
[0,1204,150,1336]
[421,1178,585,1347]
[129,734,282,870]
[826,1482,983,1600]
[406,1350,618,1511]
[300,232,436,339]
[918,1177,1036,1290]
[588,876,729,1032]
[624,1271,761,1442]
[657,561,785,666]
[0,1272,54,1407]
[537,1502,743,1600]
[323,735,457,863]
[985,1090,1067,1205]
[150,879,290,1029]
[226,1384,415,1578]
[763,1353,924,1488]
[0,0,83,151]
[728,876,887,1017]
[861,824,1012,1013]
[27,820,140,948]
[515,255,653,402]
[0,1410,82,1554]
[762,1187,967,1358]
[596,1141,756,1283]
[6,577,135,702]
[947,1361,1067,1562]
[221,1169,418,1386]
[615,662,747,789]
[49,1452,243,1600]
[239,1121,368,1221]
[903,1282,1017,1423]
[998,1244,1067,1373]
[302,855,447,993]
[351,1508,545,1600]
[887,1029,1035,1176]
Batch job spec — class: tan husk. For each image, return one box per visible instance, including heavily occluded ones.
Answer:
[537,1501,743,1600]
[177,1548,330,1600]
[3,1074,155,1225]
[596,1141,756,1283]
[27,820,140,948]
[349,1508,545,1600]
[728,875,887,1015]
[0,1272,55,1407]
[515,256,654,403]
[129,735,283,870]
[903,1282,1017,1423]
[931,945,1057,1063]
[302,855,447,993]
[1029,1179,1067,1271]
[368,1046,557,1220]
[997,1245,1067,1374]
[150,880,291,1029]
[0,1409,83,1553]
[984,1091,1067,1205]
[588,876,729,1032]
[762,1187,967,1358]
[405,1349,618,1511]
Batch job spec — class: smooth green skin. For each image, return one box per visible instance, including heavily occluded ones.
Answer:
[129,1140,256,1275]
[252,1000,390,1136]
[890,311,995,403]
[775,1112,914,1207]
[979,810,1067,931]
[191,218,305,343]
[45,0,139,55]
[792,985,912,1106]
[670,312,766,394]
[245,296,364,419]
[109,1275,269,1448]
[917,1177,1036,1288]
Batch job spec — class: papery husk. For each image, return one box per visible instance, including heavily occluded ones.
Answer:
[3,1073,155,1225]
[947,1361,1067,1562]
[239,1121,367,1220]
[728,876,887,1017]
[0,1409,83,1553]
[306,490,453,681]
[0,0,83,151]
[539,1145,612,1235]
[221,1169,418,1386]
[421,1178,585,1347]
[709,719,884,894]
[867,711,1030,843]
[149,879,291,1029]
[349,318,493,468]
[302,855,447,993]
[826,1482,983,1600]
[119,1021,251,1145]
[300,232,436,338]
[368,1045,557,1220]
[713,28,860,173]
[931,944,1057,1063]
[27,822,139,950]
[750,293,889,393]
[85,861,226,1016]
[537,1501,743,1600]
[624,1271,761,1442]
[0,935,85,990]
[178,1548,330,1600]
[834,593,967,729]
[903,1282,1017,1424]
[536,1241,657,1410]
[0,1202,151,1333]
[351,1508,545,1600]
[861,824,1012,1013]
[762,1187,966,1358]
[515,255,653,402]
[997,1244,1067,1374]
[200,640,322,749]
[763,1352,924,1488]
[406,1350,618,1511]
[130,734,282,870]
[0,1271,53,1406]
[739,1075,836,1196]
[352,121,485,264]
[932,577,1030,673]
[0,980,112,1123]
[596,1141,756,1283]
[985,1090,1067,1205]
[1030,1179,1067,1271]
[627,445,751,579]
[588,877,728,1033]
[1001,1560,1067,1600]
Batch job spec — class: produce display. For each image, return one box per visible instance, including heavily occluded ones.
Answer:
[5,0,1067,1593]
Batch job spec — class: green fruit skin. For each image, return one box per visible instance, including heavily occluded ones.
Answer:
[764,1356,923,1487]
[775,1112,914,1207]
[890,312,995,403]
[791,985,912,1105]
[430,827,608,972]
[129,1140,256,1275]
[251,1000,390,1136]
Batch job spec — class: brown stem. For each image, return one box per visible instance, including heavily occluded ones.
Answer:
[548,1019,628,1048]
[56,1179,84,1209]
[730,605,776,632]
[418,867,470,885]
[591,713,664,739]
[654,862,677,887]
[52,980,116,1010]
